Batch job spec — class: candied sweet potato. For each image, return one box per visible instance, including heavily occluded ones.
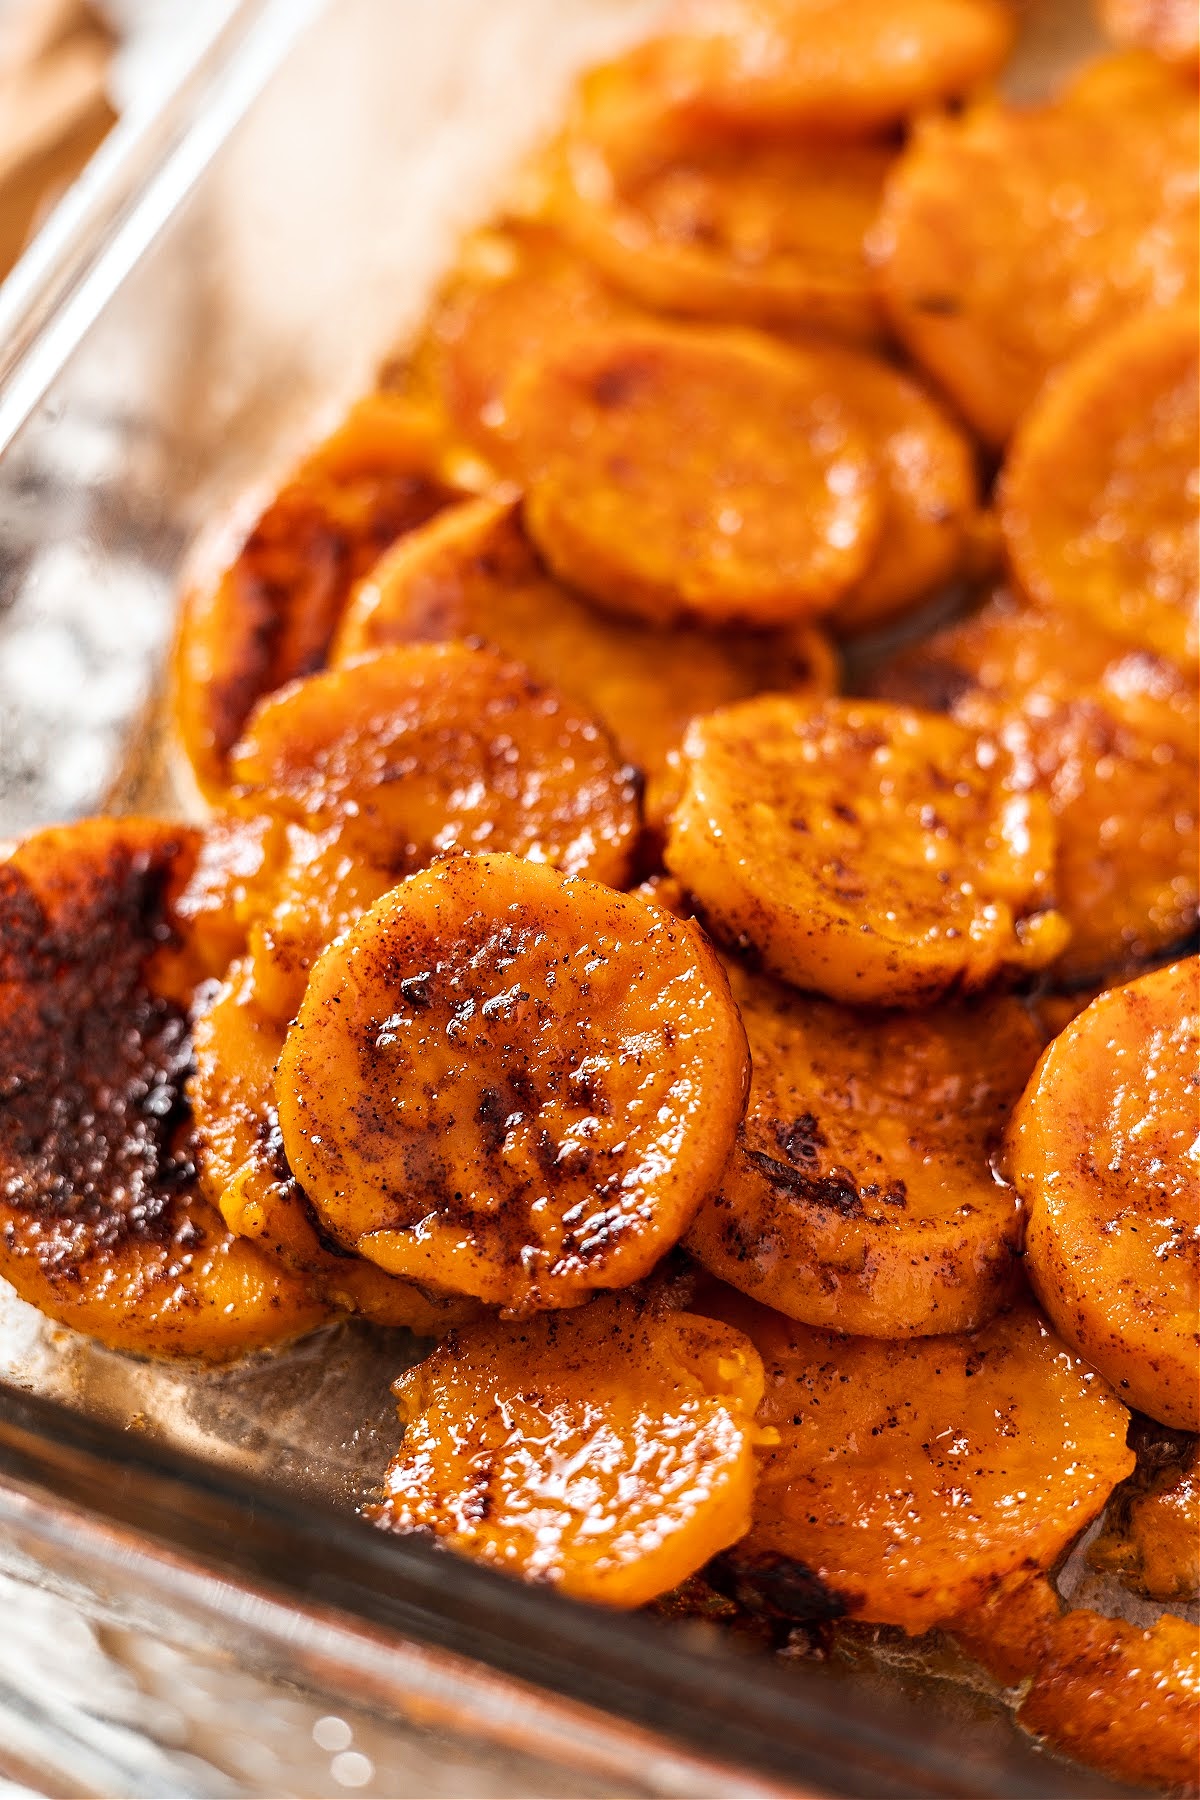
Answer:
[871,91,1199,443]
[370,1291,765,1607]
[812,343,980,633]
[955,1572,1200,1792]
[869,591,1200,983]
[170,812,289,981]
[623,1,1014,139]
[688,961,1042,1336]
[277,854,750,1312]
[401,221,629,470]
[1008,957,1200,1430]
[1098,0,1199,66]
[0,819,328,1359]
[512,321,881,628]
[172,396,459,797]
[665,696,1069,1006]
[551,60,890,340]
[227,643,640,890]
[709,1291,1134,1633]
[190,963,473,1333]
[1001,306,1199,671]
[332,496,836,828]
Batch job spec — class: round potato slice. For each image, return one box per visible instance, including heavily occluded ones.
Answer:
[172,395,459,797]
[1098,0,1199,66]
[277,854,751,1312]
[227,643,640,890]
[332,496,837,828]
[871,90,1198,444]
[612,2,1013,139]
[401,221,630,470]
[665,696,1069,1006]
[954,1572,1200,1792]
[813,343,980,633]
[512,322,881,628]
[869,591,1200,983]
[190,963,474,1334]
[708,1289,1134,1633]
[1008,957,1200,1430]
[0,819,328,1359]
[551,56,891,340]
[369,1291,765,1607]
[1000,307,1199,671]
[688,960,1043,1336]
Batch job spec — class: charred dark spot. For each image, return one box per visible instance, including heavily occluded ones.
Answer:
[590,358,651,410]
[400,974,432,1010]
[774,1113,827,1168]
[913,294,962,316]
[744,1149,862,1218]
[709,1550,850,1624]
[0,834,203,1274]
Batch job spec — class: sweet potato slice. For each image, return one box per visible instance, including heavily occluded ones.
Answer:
[172,395,459,796]
[369,1291,765,1607]
[0,819,328,1359]
[1000,307,1199,671]
[611,2,1013,139]
[190,963,473,1333]
[512,321,881,628]
[277,854,750,1311]
[954,1572,1200,1792]
[1098,0,1199,66]
[688,961,1043,1335]
[869,591,1200,983]
[401,221,629,470]
[550,55,890,340]
[814,344,980,633]
[665,696,1069,1006]
[227,643,640,890]
[871,90,1199,443]
[332,496,836,828]
[1088,1423,1199,1603]
[1008,957,1200,1430]
[707,1290,1134,1633]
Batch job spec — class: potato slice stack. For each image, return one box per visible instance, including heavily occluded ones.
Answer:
[2,3,1197,1790]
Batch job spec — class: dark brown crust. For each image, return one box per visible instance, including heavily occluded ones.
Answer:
[0,821,204,1275]
[199,466,455,772]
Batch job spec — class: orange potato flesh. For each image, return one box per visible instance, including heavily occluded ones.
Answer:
[369,1292,765,1607]
[1098,0,1200,66]
[1000,306,1199,671]
[512,321,881,628]
[171,812,290,983]
[626,1,1014,139]
[172,395,459,797]
[0,819,328,1359]
[277,854,750,1312]
[705,1288,1134,1633]
[665,696,1069,1007]
[954,1572,1200,1792]
[242,826,398,1028]
[869,591,1200,984]
[688,959,1043,1336]
[1088,1427,1199,1603]
[227,642,640,890]
[190,963,474,1333]
[550,57,891,341]
[332,496,837,828]
[871,91,1199,444]
[809,342,980,634]
[402,221,630,470]
[1007,957,1200,1430]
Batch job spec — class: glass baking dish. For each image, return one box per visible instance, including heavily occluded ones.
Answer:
[0,1,1145,1792]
